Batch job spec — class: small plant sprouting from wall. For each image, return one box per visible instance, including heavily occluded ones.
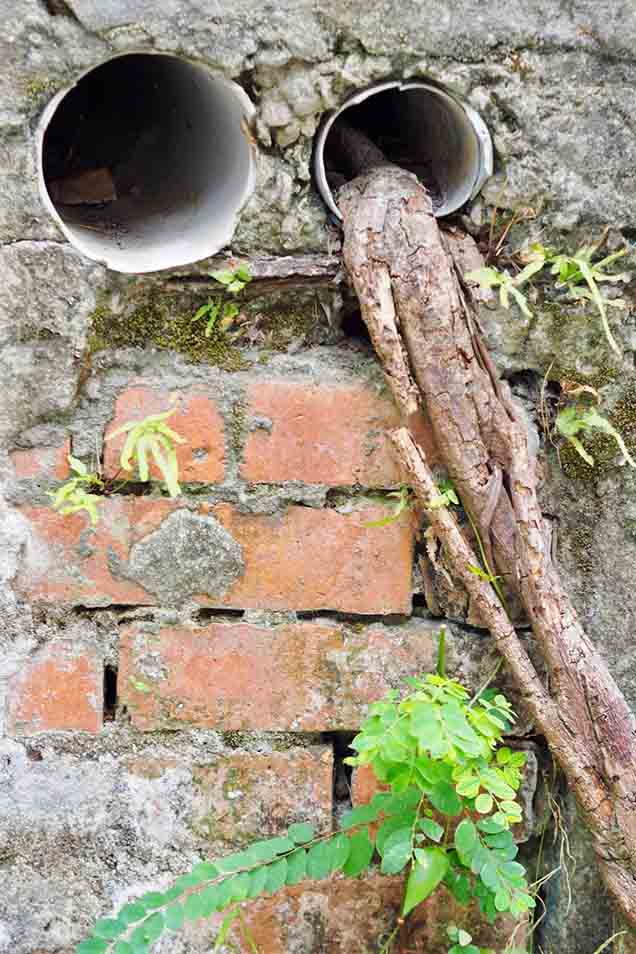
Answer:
[104,408,186,497]
[191,266,252,338]
[78,634,534,954]
[467,238,630,355]
[49,455,104,525]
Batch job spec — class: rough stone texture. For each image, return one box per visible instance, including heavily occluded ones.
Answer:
[15,496,414,612]
[0,736,333,954]
[189,748,333,848]
[119,618,441,731]
[540,788,615,954]
[3,0,636,950]
[168,876,525,954]
[125,508,245,605]
[9,438,70,479]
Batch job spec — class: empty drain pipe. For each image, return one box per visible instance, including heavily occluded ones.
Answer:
[313,79,493,220]
[37,52,256,274]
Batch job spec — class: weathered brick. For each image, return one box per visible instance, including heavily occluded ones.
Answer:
[177,876,525,953]
[17,498,413,613]
[242,379,437,486]
[207,501,414,614]
[127,497,415,613]
[119,619,438,731]
[188,747,333,848]
[10,438,71,479]
[103,386,225,484]
[7,641,102,734]
[15,498,150,606]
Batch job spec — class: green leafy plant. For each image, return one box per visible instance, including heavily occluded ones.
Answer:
[556,404,636,469]
[77,636,533,954]
[430,477,460,510]
[48,455,104,526]
[547,244,628,356]
[104,408,186,497]
[192,265,252,337]
[465,260,544,318]
[466,240,630,355]
[365,484,412,527]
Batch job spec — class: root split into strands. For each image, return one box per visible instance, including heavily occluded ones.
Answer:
[335,130,636,928]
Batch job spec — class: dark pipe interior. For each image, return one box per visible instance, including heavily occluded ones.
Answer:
[322,88,442,209]
[43,54,169,197]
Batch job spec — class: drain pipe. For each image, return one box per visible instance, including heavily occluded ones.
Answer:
[313,79,493,221]
[37,52,256,274]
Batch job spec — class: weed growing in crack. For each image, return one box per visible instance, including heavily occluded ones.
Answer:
[191,265,252,338]
[104,408,185,497]
[555,404,636,470]
[48,455,104,525]
[466,235,630,355]
[77,632,534,954]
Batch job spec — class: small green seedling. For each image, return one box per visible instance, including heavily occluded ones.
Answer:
[467,240,630,356]
[192,266,252,337]
[365,485,412,527]
[105,408,186,497]
[556,404,636,469]
[48,455,103,526]
[465,258,544,318]
[446,923,486,954]
[430,477,460,509]
[210,265,252,294]
[546,244,629,355]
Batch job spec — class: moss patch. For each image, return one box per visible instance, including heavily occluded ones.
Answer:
[88,289,250,371]
[23,76,58,107]
[241,290,322,352]
[559,379,636,480]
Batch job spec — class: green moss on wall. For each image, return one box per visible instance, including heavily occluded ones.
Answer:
[88,290,250,371]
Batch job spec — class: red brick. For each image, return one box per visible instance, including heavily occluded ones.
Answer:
[209,501,414,614]
[103,386,225,484]
[242,379,438,486]
[15,499,150,606]
[10,439,71,479]
[178,876,525,953]
[188,747,333,847]
[7,641,102,734]
[126,498,414,614]
[17,498,413,613]
[119,619,438,731]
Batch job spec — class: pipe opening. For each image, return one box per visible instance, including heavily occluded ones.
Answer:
[313,80,493,221]
[38,53,255,273]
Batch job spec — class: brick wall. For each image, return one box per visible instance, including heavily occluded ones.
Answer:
[3,353,536,953]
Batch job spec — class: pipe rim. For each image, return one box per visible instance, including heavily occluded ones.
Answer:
[312,78,493,222]
[36,51,256,274]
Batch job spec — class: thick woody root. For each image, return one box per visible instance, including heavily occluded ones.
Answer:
[337,162,636,926]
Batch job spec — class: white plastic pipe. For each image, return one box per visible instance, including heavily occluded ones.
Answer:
[313,79,493,220]
[37,53,256,274]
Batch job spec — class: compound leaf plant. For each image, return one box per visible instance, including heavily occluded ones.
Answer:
[78,632,533,954]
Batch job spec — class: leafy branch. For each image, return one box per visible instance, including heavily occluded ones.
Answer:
[78,660,533,954]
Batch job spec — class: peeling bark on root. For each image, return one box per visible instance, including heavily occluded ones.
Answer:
[338,166,636,927]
